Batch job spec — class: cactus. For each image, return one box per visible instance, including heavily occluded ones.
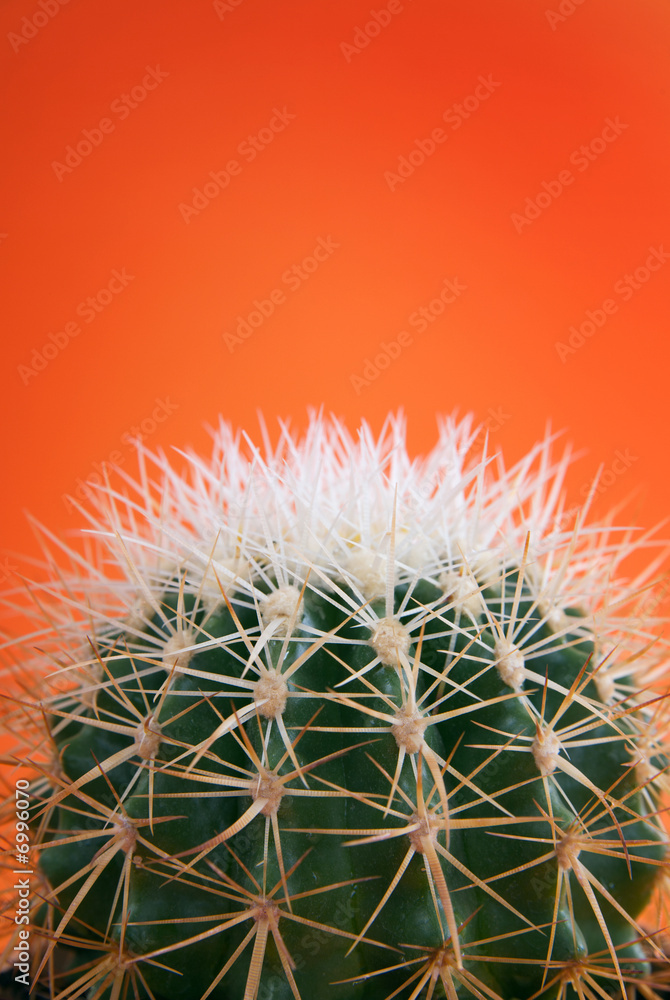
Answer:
[2,412,670,999]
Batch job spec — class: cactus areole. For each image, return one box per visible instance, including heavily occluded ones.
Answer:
[3,413,670,999]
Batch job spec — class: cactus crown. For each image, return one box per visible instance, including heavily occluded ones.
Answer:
[2,412,669,999]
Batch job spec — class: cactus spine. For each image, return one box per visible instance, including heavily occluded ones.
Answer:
[2,413,669,999]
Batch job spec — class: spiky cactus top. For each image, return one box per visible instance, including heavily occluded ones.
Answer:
[2,413,670,999]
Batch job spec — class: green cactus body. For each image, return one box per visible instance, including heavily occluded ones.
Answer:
[3,414,669,999]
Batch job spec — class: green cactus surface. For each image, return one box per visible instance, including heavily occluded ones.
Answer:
[2,414,670,999]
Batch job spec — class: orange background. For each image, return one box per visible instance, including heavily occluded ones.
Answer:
[1,0,670,584]
[1,0,670,955]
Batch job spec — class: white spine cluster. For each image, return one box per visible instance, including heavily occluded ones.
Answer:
[2,411,669,1000]
[3,412,666,729]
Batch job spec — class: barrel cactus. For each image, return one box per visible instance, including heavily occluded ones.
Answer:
[2,412,670,999]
